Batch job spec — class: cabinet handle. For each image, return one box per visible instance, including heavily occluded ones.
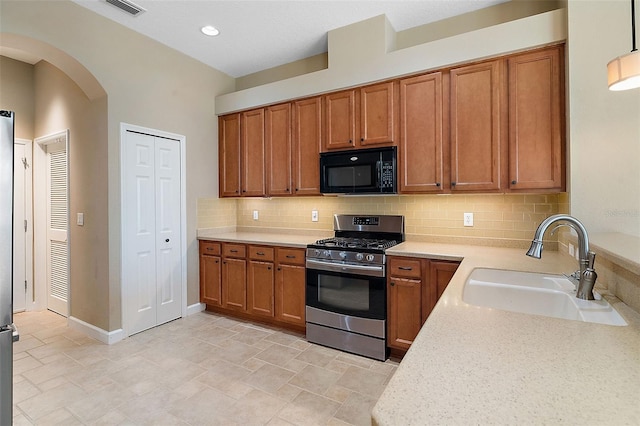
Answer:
[257,252,265,256]
[390,282,395,286]
[206,247,214,251]
[511,180,517,185]
[286,255,296,259]
[230,249,239,253]
[398,266,412,271]
[435,182,441,187]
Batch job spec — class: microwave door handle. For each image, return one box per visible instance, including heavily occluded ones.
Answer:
[376,161,381,189]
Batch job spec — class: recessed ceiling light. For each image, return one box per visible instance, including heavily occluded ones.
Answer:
[201,25,220,37]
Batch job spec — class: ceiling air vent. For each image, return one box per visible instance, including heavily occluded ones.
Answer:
[104,0,146,16]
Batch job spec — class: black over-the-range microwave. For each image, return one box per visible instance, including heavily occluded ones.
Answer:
[319,146,397,194]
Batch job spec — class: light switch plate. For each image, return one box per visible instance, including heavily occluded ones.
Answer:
[253,210,259,220]
[77,212,84,226]
[464,212,473,227]
[311,210,319,222]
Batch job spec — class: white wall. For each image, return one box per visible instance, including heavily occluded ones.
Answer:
[567,0,640,237]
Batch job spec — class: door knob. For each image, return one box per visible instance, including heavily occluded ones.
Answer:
[165,239,170,242]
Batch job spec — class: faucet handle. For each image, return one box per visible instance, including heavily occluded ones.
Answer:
[587,251,596,269]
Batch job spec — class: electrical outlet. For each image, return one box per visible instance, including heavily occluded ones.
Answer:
[253,210,259,220]
[569,243,575,257]
[77,213,84,226]
[464,212,474,227]
[311,210,319,222]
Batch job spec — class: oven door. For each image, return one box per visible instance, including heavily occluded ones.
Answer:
[306,261,386,320]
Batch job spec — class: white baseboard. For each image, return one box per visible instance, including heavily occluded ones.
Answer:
[187,302,206,316]
[68,316,124,345]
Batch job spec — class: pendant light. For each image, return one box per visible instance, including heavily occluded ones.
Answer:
[607,0,640,90]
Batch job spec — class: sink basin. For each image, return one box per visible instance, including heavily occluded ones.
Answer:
[463,268,627,326]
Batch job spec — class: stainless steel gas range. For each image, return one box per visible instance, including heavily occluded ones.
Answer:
[305,214,404,361]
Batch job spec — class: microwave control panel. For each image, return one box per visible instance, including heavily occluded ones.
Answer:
[380,161,394,188]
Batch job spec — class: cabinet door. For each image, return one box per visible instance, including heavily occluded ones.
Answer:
[387,276,423,351]
[219,114,241,197]
[241,109,266,196]
[200,254,222,306]
[266,103,293,196]
[360,81,396,147]
[324,90,357,151]
[222,257,247,311]
[508,46,564,191]
[293,97,322,195]
[399,73,445,193]
[248,260,275,317]
[424,260,459,322]
[450,60,502,192]
[275,263,305,326]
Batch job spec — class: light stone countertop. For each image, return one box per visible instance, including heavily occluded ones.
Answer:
[373,241,640,425]
[196,229,321,248]
[196,230,640,423]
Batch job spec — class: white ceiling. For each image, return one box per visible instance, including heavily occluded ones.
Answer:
[68,0,508,78]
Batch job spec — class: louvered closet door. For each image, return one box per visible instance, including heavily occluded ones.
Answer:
[46,140,69,316]
[123,131,182,335]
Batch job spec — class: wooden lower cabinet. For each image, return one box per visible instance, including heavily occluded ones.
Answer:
[275,248,306,327]
[387,256,459,354]
[199,241,222,307]
[200,240,305,331]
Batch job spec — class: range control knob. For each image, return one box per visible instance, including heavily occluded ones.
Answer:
[323,250,331,258]
[366,254,375,262]
[339,251,347,259]
[355,253,364,261]
[314,249,321,257]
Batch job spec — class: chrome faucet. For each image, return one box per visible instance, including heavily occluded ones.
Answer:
[526,214,597,300]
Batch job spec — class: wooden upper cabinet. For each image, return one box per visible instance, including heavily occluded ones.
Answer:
[399,72,445,193]
[266,103,293,196]
[508,46,564,191]
[292,97,322,195]
[450,60,503,192]
[324,89,357,151]
[323,82,397,151]
[360,81,396,147]
[241,109,266,196]
[219,113,241,197]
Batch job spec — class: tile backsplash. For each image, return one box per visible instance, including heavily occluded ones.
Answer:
[198,193,564,248]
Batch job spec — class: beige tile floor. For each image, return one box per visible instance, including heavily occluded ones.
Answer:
[11,310,398,425]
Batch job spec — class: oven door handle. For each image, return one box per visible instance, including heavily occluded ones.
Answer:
[306,259,385,277]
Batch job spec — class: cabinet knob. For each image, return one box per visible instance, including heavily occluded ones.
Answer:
[268,266,271,270]
[349,139,353,144]
[511,180,517,185]
[277,267,281,271]
[165,239,170,243]
[451,182,456,186]
[390,282,395,286]
[215,260,219,264]
[295,188,299,192]
[435,182,441,187]
[360,138,364,142]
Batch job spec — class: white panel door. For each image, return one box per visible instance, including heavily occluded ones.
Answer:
[123,130,182,335]
[13,142,27,312]
[154,137,182,325]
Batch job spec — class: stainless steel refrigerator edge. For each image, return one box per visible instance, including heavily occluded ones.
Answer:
[0,110,18,425]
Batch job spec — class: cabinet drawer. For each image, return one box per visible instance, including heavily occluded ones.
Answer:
[200,240,221,256]
[249,245,275,261]
[276,248,305,265]
[223,243,246,258]
[388,257,422,279]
